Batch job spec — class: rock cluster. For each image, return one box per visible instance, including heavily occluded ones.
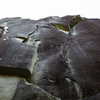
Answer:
[0,15,100,100]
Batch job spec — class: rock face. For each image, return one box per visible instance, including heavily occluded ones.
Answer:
[0,15,100,100]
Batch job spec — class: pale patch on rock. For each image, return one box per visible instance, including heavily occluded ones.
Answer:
[65,78,71,82]
[0,76,24,100]
[74,82,82,99]
[59,30,69,34]
[70,26,78,36]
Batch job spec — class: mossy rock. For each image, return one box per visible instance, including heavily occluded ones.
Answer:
[70,15,86,29]
[52,23,69,32]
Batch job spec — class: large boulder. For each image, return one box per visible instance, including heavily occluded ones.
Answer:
[0,15,100,100]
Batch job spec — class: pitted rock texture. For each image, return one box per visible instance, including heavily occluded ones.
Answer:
[0,15,100,100]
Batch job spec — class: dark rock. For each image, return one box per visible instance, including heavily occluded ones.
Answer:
[20,85,60,100]
[63,19,100,98]
[32,25,78,100]
[82,93,100,100]
[0,38,37,78]
[13,80,60,100]
[0,15,100,100]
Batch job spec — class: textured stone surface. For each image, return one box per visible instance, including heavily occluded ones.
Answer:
[0,15,100,100]
[65,19,100,98]
[0,38,37,78]
[82,93,100,100]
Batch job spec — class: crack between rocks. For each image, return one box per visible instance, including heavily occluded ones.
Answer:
[23,25,39,43]
[26,25,41,83]
[61,33,83,99]
[65,76,83,99]
[20,25,39,43]
[35,85,61,100]
[9,25,39,44]
[28,25,61,100]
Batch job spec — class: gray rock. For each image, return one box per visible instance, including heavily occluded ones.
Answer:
[0,38,37,78]
[82,93,100,100]
[64,19,100,98]
[0,15,100,100]
[13,80,60,100]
